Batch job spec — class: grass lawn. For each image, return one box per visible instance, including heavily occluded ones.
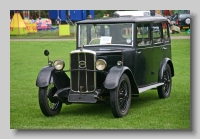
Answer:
[10,39,190,129]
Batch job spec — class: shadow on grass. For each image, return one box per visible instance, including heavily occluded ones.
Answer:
[60,102,111,117]
[59,90,160,117]
[131,90,160,107]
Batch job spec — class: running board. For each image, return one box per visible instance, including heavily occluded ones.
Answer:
[138,83,164,94]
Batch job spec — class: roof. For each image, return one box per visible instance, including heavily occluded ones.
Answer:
[76,16,168,24]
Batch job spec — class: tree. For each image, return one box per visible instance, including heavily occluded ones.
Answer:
[95,10,118,18]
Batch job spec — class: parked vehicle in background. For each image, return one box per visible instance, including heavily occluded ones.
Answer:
[170,13,190,30]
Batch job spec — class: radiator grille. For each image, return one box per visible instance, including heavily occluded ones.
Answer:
[70,50,96,93]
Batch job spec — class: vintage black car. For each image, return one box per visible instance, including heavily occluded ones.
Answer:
[36,15,174,118]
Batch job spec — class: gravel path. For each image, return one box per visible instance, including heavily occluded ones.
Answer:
[10,36,190,41]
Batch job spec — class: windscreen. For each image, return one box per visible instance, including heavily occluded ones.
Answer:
[78,23,133,46]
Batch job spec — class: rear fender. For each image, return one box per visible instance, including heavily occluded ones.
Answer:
[158,58,174,82]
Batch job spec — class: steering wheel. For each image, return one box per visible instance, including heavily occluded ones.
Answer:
[89,38,100,45]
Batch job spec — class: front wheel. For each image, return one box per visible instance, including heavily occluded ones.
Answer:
[38,84,62,116]
[157,64,172,98]
[110,73,131,118]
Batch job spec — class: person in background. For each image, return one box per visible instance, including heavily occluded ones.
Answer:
[87,15,92,19]
[103,14,109,35]
[103,14,107,18]
[161,10,165,17]
[68,13,70,19]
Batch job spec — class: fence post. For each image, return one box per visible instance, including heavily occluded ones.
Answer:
[74,24,77,40]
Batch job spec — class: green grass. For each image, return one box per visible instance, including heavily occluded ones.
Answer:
[10,39,190,129]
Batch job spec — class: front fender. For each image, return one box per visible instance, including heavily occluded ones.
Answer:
[36,66,54,87]
[104,66,139,95]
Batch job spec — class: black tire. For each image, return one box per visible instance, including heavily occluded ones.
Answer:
[157,64,172,98]
[110,73,131,118]
[38,84,62,116]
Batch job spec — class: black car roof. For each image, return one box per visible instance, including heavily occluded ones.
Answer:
[76,16,168,24]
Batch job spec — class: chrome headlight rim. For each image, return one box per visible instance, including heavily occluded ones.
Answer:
[96,59,107,71]
[117,61,122,66]
[54,59,65,71]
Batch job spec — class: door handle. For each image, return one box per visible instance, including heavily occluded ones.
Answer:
[161,47,167,50]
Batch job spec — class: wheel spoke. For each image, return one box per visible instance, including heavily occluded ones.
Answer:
[39,83,62,116]
[110,74,131,118]
[52,102,59,110]
[158,64,172,99]
[118,80,129,112]
[46,84,59,110]
[163,68,171,94]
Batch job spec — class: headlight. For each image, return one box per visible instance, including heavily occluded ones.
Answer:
[96,59,107,70]
[54,59,65,70]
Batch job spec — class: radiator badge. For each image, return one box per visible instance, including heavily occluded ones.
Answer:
[79,61,86,68]
[80,44,84,52]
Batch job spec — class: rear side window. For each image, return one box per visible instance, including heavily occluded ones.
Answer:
[153,23,162,44]
[137,23,151,46]
[162,22,170,42]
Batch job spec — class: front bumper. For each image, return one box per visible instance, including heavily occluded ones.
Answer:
[68,90,99,103]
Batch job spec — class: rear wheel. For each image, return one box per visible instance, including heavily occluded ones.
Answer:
[157,64,172,98]
[110,74,131,118]
[38,84,62,116]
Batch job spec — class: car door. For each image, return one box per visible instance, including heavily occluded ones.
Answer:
[162,22,171,58]
[134,23,155,87]
[152,22,171,83]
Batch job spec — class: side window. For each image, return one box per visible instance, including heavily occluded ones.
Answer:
[153,23,162,44]
[162,22,170,42]
[137,23,150,46]
[104,25,110,36]
[121,27,132,39]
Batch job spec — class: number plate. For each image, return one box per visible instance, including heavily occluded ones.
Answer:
[68,93,97,103]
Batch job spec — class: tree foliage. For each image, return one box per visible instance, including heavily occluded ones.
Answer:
[94,10,117,18]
